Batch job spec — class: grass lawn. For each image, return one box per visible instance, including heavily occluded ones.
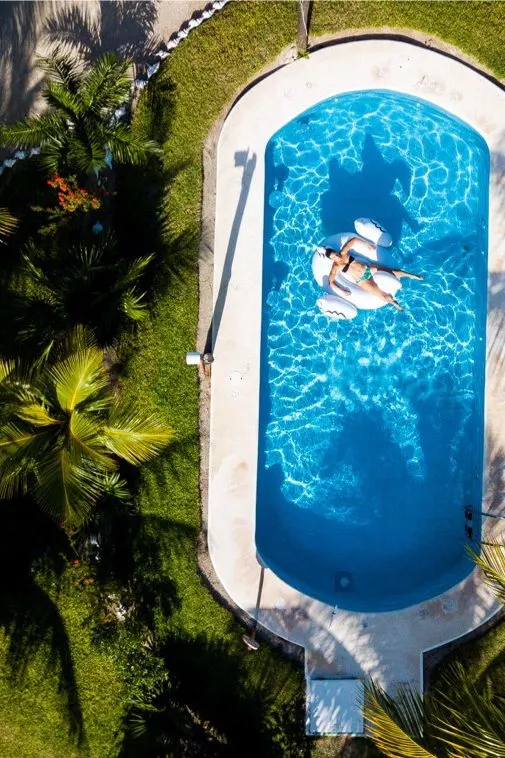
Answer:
[2,1,505,756]
[430,614,505,701]
[0,504,126,758]
[311,1,505,78]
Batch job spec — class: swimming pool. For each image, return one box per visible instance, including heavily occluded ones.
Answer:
[256,89,489,613]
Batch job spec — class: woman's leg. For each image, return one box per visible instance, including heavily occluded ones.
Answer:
[392,268,423,280]
[371,264,423,280]
[359,278,403,311]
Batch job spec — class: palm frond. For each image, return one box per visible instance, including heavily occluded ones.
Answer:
[101,471,130,501]
[37,46,82,91]
[20,248,50,286]
[122,254,154,285]
[127,707,152,740]
[0,208,18,242]
[121,288,148,321]
[58,324,98,355]
[0,360,14,384]
[468,542,505,605]
[0,423,49,498]
[433,662,505,758]
[69,411,115,469]
[17,402,62,427]
[106,125,161,166]
[39,140,69,175]
[0,112,66,148]
[10,296,62,365]
[364,681,437,758]
[50,347,109,412]
[103,404,172,465]
[0,454,33,499]
[79,52,131,113]
[33,446,104,525]
[74,242,105,271]
[36,340,58,368]
[0,423,40,451]
[66,130,108,175]
[43,81,81,119]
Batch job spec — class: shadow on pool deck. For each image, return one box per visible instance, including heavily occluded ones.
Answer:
[204,149,257,355]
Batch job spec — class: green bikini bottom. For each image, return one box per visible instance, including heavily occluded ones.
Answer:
[357,266,373,283]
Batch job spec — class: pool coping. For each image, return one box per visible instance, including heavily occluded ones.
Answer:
[202,37,505,693]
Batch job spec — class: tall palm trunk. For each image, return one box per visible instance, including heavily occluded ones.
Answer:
[297,0,312,53]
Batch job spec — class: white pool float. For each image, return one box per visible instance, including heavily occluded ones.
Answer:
[312,218,401,320]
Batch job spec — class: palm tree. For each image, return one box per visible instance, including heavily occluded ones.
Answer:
[0,207,17,243]
[365,542,505,758]
[0,47,160,177]
[470,541,505,605]
[11,233,152,362]
[433,663,505,758]
[0,327,171,527]
[365,666,505,758]
[122,681,222,758]
[365,680,438,758]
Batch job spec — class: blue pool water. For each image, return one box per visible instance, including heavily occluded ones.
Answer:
[256,90,489,612]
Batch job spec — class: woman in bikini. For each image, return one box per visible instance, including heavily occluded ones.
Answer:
[325,237,423,312]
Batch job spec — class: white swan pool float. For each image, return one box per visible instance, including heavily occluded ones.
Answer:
[312,218,401,320]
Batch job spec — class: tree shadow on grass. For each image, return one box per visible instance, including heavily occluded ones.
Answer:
[0,585,88,752]
[113,77,199,306]
[80,494,196,630]
[144,434,199,488]
[0,498,88,751]
[120,632,309,758]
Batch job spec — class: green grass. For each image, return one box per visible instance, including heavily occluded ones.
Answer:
[0,568,125,758]
[119,3,310,753]
[311,2,505,78]
[3,1,505,755]
[431,616,505,697]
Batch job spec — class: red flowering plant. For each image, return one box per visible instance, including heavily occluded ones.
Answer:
[33,174,107,236]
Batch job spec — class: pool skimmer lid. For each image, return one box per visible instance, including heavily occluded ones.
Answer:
[229,371,243,385]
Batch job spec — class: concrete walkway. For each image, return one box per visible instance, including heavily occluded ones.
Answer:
[0,0,206,124]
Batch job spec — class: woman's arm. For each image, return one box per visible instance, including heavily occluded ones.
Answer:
[328,260,351,296]
[340,236,375,256]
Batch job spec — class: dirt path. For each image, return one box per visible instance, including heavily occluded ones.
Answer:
[0,0,206,123]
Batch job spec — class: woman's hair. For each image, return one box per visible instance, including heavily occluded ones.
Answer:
[325,248,338,259]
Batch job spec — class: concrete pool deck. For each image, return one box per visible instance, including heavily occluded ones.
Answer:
[206,39,505,694]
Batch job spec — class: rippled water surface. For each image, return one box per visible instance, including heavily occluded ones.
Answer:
[256,90,489,611]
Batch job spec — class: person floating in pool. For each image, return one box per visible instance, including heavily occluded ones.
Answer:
[325,237,423,312]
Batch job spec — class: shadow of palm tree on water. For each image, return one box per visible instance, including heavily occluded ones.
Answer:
[320,133,421,244]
